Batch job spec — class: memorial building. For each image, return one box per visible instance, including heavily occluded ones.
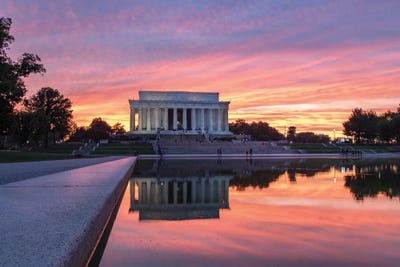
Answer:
[128,91,231,135]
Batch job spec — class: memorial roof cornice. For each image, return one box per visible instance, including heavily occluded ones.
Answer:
[129,99,230,105]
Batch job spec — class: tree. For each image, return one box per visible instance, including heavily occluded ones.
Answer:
[68,126,88,142]
[229,119,249,135]
[86,117,112,141]
[377,117,393,143]
[250,121,285,141]
[0,17,45,134]
[24,87,73,147]
[294,132,330,143]
[229,119,285,141]
[391,114,400,143]
[287,126,296,142]
[343,108,378,143]
[112,122,126,135]
[10,110,47,146]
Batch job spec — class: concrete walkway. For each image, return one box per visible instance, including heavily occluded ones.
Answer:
[0,156,128,185]
[0,156,136,267]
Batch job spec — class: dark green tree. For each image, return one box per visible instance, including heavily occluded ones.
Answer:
[343,108,378,143]
[68,126,88,142]
[24,87,73,147]
[377,113,393,143]
[385,108,400,143]
[250,121,284,141]
[286,126,296,142]
[0,17,46,134]
[86,117,113,141]
[294,132,330,143]
[229,119,285,141]
[112,122,126,135]
[229,119,249,135]
[391,114,400,143]
[10,110,47,146]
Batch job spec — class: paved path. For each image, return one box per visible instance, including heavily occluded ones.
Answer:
[0,157,136,267]
[139,152,400,159]
[0,156,126,185]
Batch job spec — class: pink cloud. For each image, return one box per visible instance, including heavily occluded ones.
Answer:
[3,1,400,136]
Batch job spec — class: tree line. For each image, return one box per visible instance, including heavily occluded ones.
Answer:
[343,106,400,144]
[229,119,285,141]
[229,119,330,143]
[69,118,126,142]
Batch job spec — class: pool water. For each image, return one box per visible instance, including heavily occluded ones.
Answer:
[99,158,400,267]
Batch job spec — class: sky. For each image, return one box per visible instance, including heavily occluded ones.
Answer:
[3,0,400,137]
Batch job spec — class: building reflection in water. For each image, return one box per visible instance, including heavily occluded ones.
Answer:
[129,158,400,220]
[129,174,231,221]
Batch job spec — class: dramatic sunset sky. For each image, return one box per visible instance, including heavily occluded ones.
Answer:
[3,0,400,137]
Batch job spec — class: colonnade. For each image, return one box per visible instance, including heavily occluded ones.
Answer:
[130,106,230,133]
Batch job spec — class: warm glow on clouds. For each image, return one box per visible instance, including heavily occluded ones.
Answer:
[3,0,400,136]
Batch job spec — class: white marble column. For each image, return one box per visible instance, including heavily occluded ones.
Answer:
[217,179,221,203]
[154,182,159,204]
[146,108,151,131]
[173,107,177,130]
[173,181,178,204]
[191,108,196,131]
[208,109,213,132]
[217,109,222,132]
[163,183,168,204]
[183,181,187,204]
[201,179,205,203]
[133,109,136,132]
[224,109,229,132]
[155,108,160,130]
[201,108,205,131]
[209,180,214,202]
[183,108,187,130]
[130,108,135,132]
[146,181,151,203]
[164,108,168,130]
[138,108,143,131]
[225,178,229,202]
[191,180,196,203]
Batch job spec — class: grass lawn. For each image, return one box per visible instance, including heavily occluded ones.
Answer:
[351,145,400,153]
[0,142,92,162]
[0,151,76,163]
[92,142,154,155]
[289,143,341,153]
[43,142,83,154]
[289,143,400,153]
[0,142,153,162]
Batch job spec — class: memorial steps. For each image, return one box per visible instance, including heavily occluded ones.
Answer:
[157,139,292,155]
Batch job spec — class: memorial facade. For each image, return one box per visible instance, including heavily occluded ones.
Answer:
[128,91,230,134]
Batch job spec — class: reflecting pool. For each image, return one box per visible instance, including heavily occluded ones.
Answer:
[99,158,400,267]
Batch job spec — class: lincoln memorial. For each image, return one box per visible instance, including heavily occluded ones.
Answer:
[128,91,231,135]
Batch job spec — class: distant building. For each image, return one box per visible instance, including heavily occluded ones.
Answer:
[128,91,230,135]
[336,137,352,144]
